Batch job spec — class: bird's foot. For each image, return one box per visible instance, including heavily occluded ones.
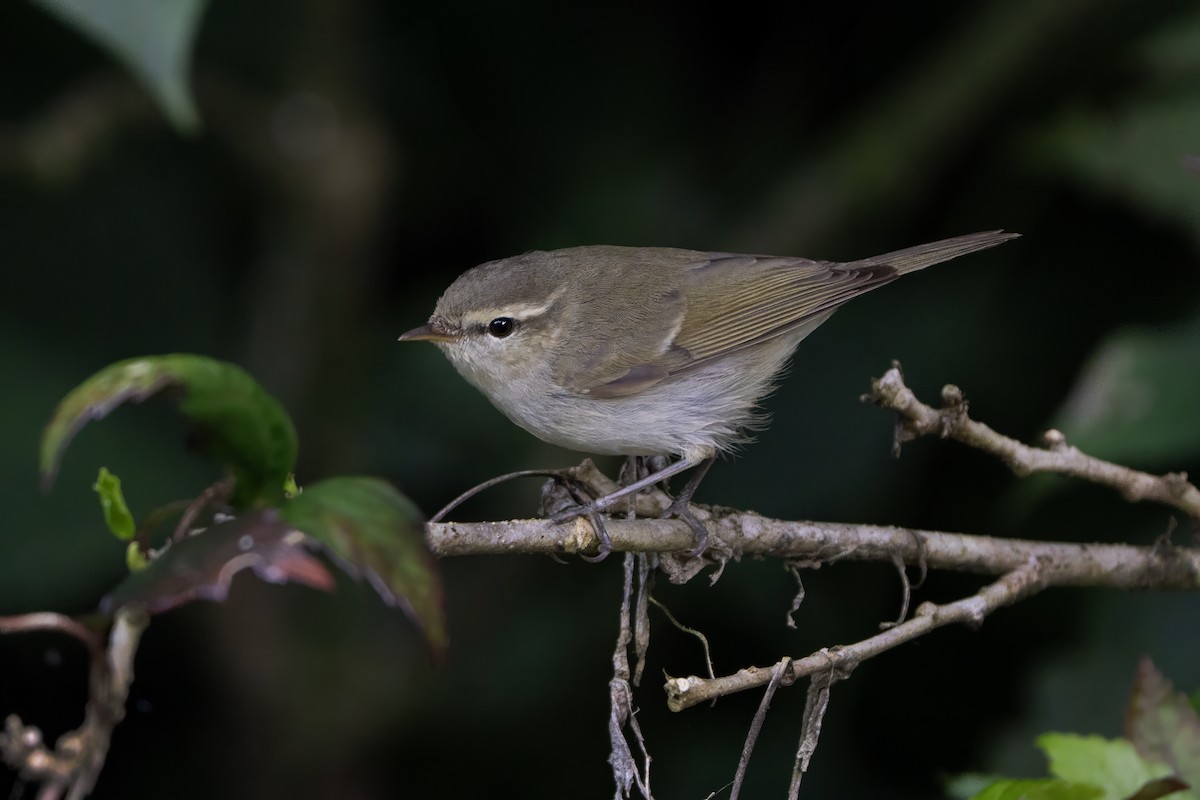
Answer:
[661,495,708,557]
[541,471,614,561]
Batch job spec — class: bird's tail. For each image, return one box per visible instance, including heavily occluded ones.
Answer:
[862,230,1019,275]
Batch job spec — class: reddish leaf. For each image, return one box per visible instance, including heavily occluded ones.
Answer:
[101,512,334,615]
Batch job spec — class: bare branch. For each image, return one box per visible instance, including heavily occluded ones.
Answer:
[608,553,653,799]
[730,658,791,800]
[428,515,1200,590]
[0,614,101,657]
[1,607,149,799]
[867,365,1200,521]
[665,561,1046,711]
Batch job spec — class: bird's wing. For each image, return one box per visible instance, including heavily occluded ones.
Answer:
[671,254,897,366]
[552,285,691,398]
[553,254,897,398]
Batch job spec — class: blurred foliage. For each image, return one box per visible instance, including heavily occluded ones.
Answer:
[2,1,1200,799]
[968,734,1184,800]
[950,661,1199,799]
[1051,316,1200,466]
[280,476,444,652]
[29,0,206,131]
[35,353,442,654]
[41,354,298,506]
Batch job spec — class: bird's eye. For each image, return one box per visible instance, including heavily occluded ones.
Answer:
[488,317,515,338]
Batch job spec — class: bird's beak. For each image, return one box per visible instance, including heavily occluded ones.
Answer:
[399,320,460,343]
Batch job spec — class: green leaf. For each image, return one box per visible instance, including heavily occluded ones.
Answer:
[41,354,298,508]
[1049,317,1200,466]
[92,467,135,541]
[30,0,207,132]
[1125,658,1200,794]
[102,511,335,615]
[125,541,149,572]
[971,778,1104,800]
[1038,733,1177,800]
[280,477,446,656]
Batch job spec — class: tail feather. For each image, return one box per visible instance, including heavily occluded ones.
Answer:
[860,230,1019,275]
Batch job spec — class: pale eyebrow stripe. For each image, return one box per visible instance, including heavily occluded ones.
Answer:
[461,285,567,326]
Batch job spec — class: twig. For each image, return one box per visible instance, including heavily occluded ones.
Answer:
[881,553,913,630]
[0,607,149,799]
[0,614,100,658]
[648,597,715,680]
[730,658,791,800]
[665,561,1046,711]
[431,469,572,522]
[172,477,235,541]
[868,365,1200,521]
[633,555,654,687]
[608,553,653,799]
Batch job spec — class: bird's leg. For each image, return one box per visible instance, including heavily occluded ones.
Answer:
[551,454,704,521]
[551,454,714,555]
[660,457,714,556]
[632,454,714,555]
[618,455,647,489]
[578,508,613,563]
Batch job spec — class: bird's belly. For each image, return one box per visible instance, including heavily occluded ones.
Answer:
[485,338,800,460]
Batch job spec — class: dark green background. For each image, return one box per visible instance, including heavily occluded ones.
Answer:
[2,1,1199,798]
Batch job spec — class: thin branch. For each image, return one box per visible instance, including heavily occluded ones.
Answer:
[172,477,235,541]
[730,658,791,800]
[868,365,1200,521]
[431,469,570,523]
[881,552,914,630]
[0,607,149,799]
[649,597,715,680]
[665,561,1046,711]
[0,614,100,658]
[633,555,654,687]
[608,553,653,800]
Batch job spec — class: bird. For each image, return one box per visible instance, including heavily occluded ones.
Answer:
[401,230,1018,556]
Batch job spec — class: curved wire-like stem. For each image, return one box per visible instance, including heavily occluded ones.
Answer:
[430,469,569,523]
